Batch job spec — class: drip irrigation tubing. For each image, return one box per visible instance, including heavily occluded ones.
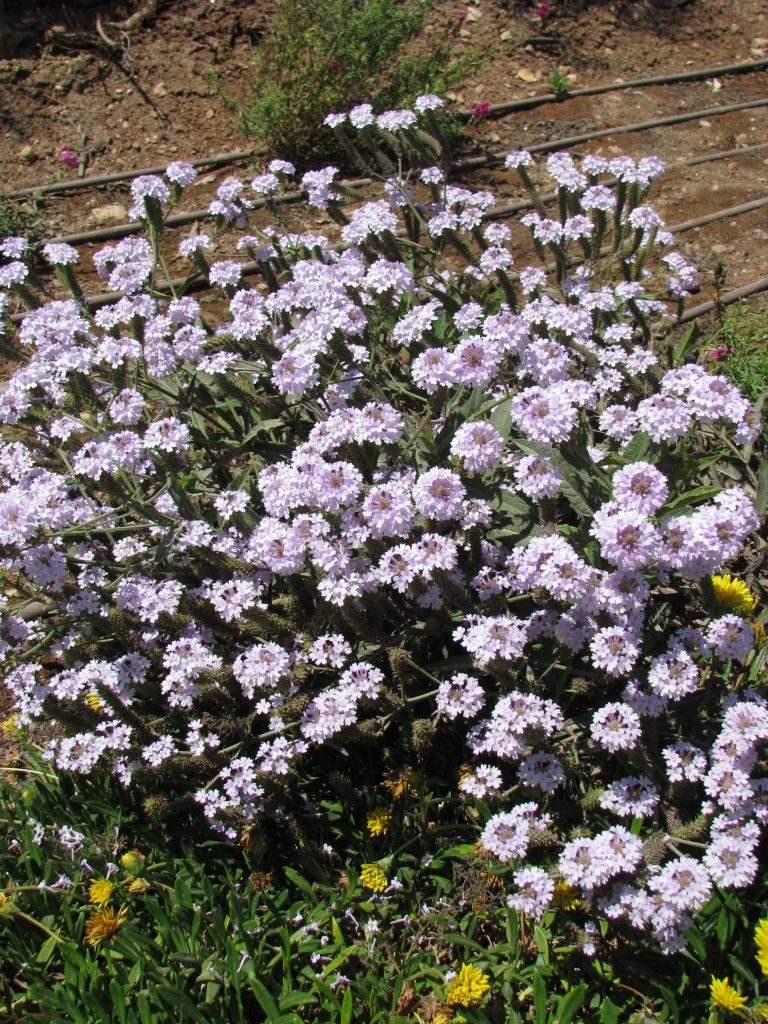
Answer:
[6,150,255,200]
[454,57,768,120]
[45,139,768,249]
[10,190,768,321]
[7,57,768,202]
[453,96,768,172]
[678,278,768,323]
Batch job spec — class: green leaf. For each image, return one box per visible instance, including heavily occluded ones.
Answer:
[341,985,353,1024]
[109,979,128,1024]
[756,452,768,517]
[283,866,315,897]
[249,977,283,1022]
[533,925,550,964]
[533,970,548,1024]
[621,431,652,463]
[36,935,58,965]
[599,996,621,1024]
[556,984,587,1024]
[331,916,345,948]
[136,992,152,1024]
[672,321,700,366]
[443,933,485,952]
[662,484,722,513]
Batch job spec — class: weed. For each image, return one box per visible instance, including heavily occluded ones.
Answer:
[705,299,768,432]
[0,190,42,245]
[549,65,572,95]
[227,0,472,168]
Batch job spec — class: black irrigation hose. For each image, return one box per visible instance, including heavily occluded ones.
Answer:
[455,57,768,121]
[46,178,373,247]
[679,278,768,323]
[453,96,768,172]
[44,140,768,249]
[8,57,768,203]
[9,190,767,320]
[6,151,255,200]
[669,195,768,234]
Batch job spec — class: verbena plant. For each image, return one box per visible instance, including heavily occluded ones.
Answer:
[0,97,766,979]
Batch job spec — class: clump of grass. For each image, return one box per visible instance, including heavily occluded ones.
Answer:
[0,190,42,245]
[231,0,472,167]
[706,300,768,436]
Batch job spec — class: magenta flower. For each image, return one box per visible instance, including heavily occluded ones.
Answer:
[470,100,490,119]
[59,146,78,170]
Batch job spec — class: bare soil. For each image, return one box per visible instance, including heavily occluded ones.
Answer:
[1,0,767,305]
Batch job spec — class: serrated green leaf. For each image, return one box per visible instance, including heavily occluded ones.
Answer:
[599,996,620,1024]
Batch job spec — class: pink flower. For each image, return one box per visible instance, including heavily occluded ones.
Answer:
[536,2,550,17]
[470,100,490,119]
[329,57,340,71]
[59,146,78,170]
[709,344,728,361]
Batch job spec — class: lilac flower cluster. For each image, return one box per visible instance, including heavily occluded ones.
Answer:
[0,133,763,955]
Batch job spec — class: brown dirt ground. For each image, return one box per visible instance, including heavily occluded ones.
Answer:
[0,0,767,303]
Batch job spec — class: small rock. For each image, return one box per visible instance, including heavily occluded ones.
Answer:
[465,7,481,20]
[19,143,36,163]
[711,244,727,255]
[88,203,129,226]
[152,81,169,98]
[205,108,215,120]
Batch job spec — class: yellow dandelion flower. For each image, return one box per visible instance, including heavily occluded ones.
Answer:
[383,769,417,799]
[710,976,748,1012]
[446,964,491,1007]
[359,863,388,893]
[710,574,758,615]
[366,808,391,836]
[552,881,581,911]
[85,691,105,713]
[125,877,150,895]
[756,918,768,975]
[0,713,21,736]
[85,905,127,947]
[88,879,115,908]
[119,850,145,873]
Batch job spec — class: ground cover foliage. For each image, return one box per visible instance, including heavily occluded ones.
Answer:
[0,99,767,1020]
[228,0,475,167]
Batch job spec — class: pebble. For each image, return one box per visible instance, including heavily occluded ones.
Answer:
[152,81,169,98]
[88,203,129,226]
[19,143,36,162]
